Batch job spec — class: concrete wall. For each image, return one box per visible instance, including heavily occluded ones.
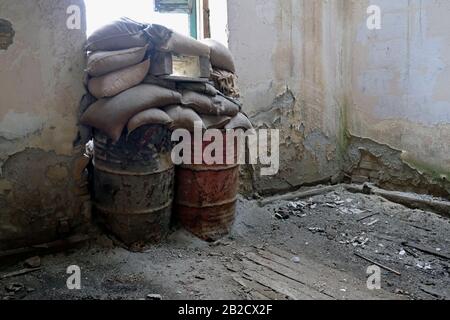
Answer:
[1,0,448,249]
[228,0,449,195]
[228,0,347,194]
[0,0,89,249]
[346,0,450,192]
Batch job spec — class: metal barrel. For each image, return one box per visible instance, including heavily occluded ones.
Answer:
[175,132,239,241]
[93,125,174,247]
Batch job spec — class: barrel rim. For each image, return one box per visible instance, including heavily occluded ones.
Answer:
[178,164,239,172]
[94,200,173,216]
[93,159,174,176]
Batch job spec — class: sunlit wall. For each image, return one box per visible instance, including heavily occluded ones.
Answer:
[84,0,190,36]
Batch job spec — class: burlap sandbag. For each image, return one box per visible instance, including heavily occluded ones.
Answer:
[181,91,240,116]
[127,109,174,134]
[80,84,182,142]
[177,82,217,96]
[88,59,150,99]
[200,115,231,129]
[211,69,240,98]
[86,18,149,52]
[164,106,205,132]
[143,75,177,90]
[146,24,210,57]
[225,113,253,130]
[201,39,235,73]
[86,45,148,77]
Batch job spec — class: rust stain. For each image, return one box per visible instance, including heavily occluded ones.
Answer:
[175,131,239,242]
[93,126,174,247]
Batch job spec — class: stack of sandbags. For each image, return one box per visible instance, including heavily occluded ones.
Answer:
[85,18,151,99]
[201,39,240,99]
[80,18,253,143]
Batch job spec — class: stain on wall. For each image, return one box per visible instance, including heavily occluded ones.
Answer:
[229,0,449,197]
[228,0,346,195]
[346,0,450,194]
[345,136,449,197]
[0,0,89,250]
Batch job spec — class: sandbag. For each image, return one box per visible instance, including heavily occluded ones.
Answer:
[146,24,210,57]
[88,59,150,99]
[177,82,217,96]
[127,109,174,134]
[200,115,231,129]
[86,17,149,52]
[181,91,240,116]
[86,45,148,77]
[164,106,205,132]
[80,84,182,142]
[143,75,177,90]
[201,39,235,73]
[225,113,253,130]
[211,69,240,98]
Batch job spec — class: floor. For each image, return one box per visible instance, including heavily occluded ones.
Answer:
[1,186,449,300]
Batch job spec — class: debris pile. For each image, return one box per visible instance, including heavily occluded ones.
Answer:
[80,18,253,142]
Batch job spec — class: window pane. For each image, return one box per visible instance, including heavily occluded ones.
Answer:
[85,0,190,37]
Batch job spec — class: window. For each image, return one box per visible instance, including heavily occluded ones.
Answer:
[85,0,190,37]
[85,0,228,45]
[154,0,194,14]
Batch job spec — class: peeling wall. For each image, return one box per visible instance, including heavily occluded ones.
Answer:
[0,0,89,249]
[228,0,346,194]
[346,0,450,192]
[228,0,449,196]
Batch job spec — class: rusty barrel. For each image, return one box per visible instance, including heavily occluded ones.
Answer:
[93,125,174,247]
[175,132,239,241]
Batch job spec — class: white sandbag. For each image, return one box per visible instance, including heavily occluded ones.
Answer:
[88,59,150,99]
[86,45,148,77]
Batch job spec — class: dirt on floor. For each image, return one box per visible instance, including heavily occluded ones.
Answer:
[0,185,449,300]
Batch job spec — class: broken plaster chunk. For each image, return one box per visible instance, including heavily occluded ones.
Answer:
[275,210,290,220]
[146,294,162,300]
[291,256,301,264]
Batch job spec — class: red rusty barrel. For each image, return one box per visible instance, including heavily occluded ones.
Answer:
[93,125,174,248]
[175,132,239,241]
